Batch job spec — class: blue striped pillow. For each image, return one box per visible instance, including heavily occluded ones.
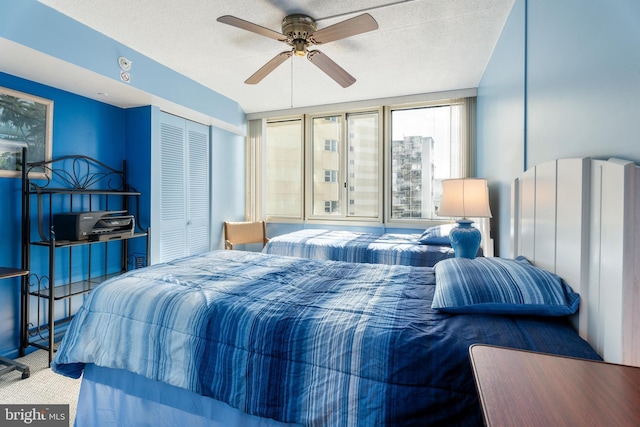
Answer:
[432,256,580,316]
[418,224,454,245]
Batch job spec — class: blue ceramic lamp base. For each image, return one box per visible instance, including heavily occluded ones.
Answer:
[449,219,481,259]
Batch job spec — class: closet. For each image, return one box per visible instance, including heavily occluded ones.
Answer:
[152,112,211,263]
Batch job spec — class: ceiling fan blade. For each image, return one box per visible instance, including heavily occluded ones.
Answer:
[307,50,356,88]
[217,15,287,42]
[309,13,378,44]
[245,51,293,84]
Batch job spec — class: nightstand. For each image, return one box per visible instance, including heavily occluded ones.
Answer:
[469,344,640,426]
[0,267,30,379]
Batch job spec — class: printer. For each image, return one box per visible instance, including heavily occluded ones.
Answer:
[53,210,135,241]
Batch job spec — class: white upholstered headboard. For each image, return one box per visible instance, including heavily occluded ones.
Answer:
[511,157,640,366]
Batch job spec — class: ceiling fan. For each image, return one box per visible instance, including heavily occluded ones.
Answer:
[217,13,378,88]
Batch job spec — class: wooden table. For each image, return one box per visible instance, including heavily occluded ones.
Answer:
[469,344,640,427]
[0,267,30,379]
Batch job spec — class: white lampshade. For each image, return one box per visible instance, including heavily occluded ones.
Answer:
[439,178,492,218]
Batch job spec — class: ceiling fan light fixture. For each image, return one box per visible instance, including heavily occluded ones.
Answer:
[293,40,307,57]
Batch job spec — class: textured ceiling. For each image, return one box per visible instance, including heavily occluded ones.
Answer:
[35,0,514,115]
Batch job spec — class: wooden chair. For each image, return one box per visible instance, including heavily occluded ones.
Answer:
[223,221,269,250]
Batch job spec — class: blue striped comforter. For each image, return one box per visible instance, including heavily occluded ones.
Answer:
[263,229,457,266]
[52,250,599,426]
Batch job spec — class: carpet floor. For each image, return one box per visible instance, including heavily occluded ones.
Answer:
[0,350,80,426]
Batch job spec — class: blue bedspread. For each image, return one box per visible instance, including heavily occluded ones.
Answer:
[262,229,459,266]
[52,250,599,426]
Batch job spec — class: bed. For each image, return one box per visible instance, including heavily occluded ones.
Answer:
[51,157,640,426]
[261,227,479,267]
[53,250,596,426]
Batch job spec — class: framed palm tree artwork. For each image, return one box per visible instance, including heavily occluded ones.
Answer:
[0,86,53,178]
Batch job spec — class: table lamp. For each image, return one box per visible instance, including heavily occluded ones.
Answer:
[438,178,492,259]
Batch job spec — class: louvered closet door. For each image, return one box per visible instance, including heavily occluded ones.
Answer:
[157,112,210,263]
[186,121,211,254]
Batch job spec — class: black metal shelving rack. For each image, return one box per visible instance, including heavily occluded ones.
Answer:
[20,150,150,363]
[0,267,30,379]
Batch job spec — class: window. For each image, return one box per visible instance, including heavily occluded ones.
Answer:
[389,102,466,221]
[312,115,342,216]
[265,119,303,219]
[324,201,339,213]
[310,111,380,219]
[324,139,338,152]
[324,170,338,182]
[261,97,472,225]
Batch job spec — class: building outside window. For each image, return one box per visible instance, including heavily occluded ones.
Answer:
[390,103,464,221]
[265,118,303,219]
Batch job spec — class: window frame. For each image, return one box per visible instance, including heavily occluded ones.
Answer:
[383,99,473,228]
[263,116,305,222]
[261,97,474,228]
[304,108,383,224]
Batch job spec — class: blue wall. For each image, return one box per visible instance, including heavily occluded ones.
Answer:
[0,1,247,356]
[476,0,525,258]
[526,0,640,166]
[11,0,638,356]
[477,0,640,256]
[0,72,128,356]
[211,127,246,250]
[124,106,154,260]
